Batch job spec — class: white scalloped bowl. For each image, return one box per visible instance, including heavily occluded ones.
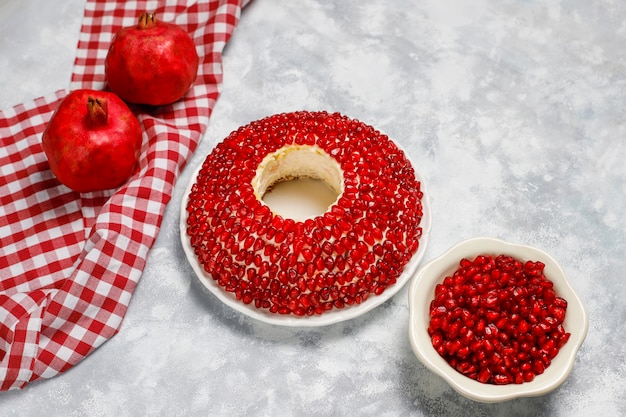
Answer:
[408,237,588,403]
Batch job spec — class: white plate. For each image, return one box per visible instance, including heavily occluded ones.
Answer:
[179,146,431,327]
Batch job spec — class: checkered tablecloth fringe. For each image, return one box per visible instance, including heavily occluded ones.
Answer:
[0,0,246,391]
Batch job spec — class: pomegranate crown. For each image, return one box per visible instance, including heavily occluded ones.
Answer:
[86,96,108,127]
[138,12,157,29]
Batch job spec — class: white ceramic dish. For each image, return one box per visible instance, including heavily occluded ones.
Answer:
[408,237,588,402]
[180,150,431,327]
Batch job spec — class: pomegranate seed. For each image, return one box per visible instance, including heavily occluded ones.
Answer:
[477,367,491,383]
[428,254,571,385]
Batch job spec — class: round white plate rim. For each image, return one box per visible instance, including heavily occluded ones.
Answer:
[407,237,589,402]
[180,143,432,327]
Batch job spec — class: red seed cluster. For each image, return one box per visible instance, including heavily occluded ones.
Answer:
[428,254,570,385]
[185,111,424,316]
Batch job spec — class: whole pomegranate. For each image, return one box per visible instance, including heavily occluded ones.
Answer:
[105,12,199,106]
[42,89,143,193]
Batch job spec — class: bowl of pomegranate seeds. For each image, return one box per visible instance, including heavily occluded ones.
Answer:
[408,237,588,402]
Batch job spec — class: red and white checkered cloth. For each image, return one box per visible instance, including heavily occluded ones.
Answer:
[0,0,247,390]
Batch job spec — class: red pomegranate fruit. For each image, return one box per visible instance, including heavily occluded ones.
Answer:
[105,12,200,106]
[42,89,143,193]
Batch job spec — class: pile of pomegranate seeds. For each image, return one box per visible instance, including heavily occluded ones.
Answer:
[186,111,424,316]
[428,254,570,385]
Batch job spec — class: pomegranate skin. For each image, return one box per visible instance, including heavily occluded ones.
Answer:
[105,13,199,106]
[42,89,143,193]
